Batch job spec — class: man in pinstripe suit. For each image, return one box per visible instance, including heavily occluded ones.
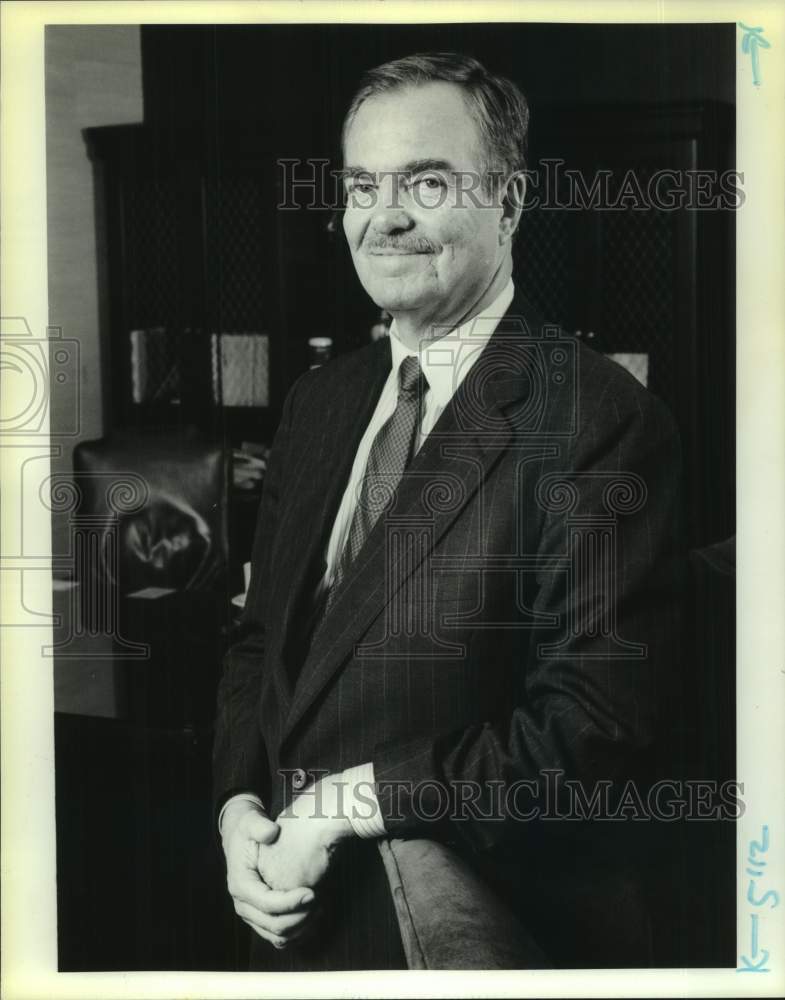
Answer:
[213,53,684,970]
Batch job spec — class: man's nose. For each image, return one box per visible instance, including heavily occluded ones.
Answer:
[370,205,415,235]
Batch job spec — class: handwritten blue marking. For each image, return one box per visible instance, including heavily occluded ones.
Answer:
[739,914,770,972]
[748,882,781,908]
[738,825,777,972]
[739,23,772,86]
[750,826,770,857]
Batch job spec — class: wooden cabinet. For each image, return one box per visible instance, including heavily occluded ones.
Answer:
[516,103,735,548]
[85,123,290,446]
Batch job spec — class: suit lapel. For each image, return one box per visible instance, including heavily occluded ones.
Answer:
[281,294,543,745]
[270,340,391,704]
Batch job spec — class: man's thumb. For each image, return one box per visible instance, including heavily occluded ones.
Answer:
[246,813,280,845]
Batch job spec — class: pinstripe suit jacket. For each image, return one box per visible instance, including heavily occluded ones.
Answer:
[213,291,685,970]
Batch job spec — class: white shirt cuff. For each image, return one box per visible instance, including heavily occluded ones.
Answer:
[217,793,266,837]
[340,762,387,839]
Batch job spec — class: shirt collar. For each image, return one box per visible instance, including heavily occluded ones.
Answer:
[388,279,515,408]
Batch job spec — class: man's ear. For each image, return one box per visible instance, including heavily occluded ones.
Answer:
[498,171,525,244]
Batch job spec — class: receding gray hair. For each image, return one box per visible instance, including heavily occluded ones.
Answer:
[341,52,530,185]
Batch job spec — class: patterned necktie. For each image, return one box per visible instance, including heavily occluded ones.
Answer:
[325,355,427,611]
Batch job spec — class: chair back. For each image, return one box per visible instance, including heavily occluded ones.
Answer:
[72,427,228,595]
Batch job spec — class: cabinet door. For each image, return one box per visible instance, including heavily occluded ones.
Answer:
[202,162,287,442]
[88,126,210,428]
[88,126,288,442]
[515,104,734,547]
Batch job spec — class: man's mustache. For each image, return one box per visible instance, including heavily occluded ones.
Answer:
[363,235,442,253]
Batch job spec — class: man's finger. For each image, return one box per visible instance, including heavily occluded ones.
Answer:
[242,917,289,950]
[233,877,315,915]
[234,901,313,937]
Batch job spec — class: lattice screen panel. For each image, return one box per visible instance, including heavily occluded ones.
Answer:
[514,204,575,328]
[597,165,676,402]
[124,180,179,331]
[206,178,268,333]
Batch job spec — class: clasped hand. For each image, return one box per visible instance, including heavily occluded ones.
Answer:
[222,777,353,949]
[257,774,354,891]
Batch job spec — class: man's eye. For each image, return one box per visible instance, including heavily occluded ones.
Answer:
[346,179,375,195]
[413,175,446,190]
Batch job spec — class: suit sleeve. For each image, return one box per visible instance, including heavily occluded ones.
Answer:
[372,374,686,851]
[211,374,306,821]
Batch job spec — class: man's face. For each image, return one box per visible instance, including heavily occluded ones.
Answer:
[342,82,505,324]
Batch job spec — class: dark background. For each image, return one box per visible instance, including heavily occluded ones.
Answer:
[55,22,736,972]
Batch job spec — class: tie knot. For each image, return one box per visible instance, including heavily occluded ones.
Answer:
[398,356,426,399]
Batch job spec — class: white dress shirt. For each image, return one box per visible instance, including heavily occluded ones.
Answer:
[319,277,515,598]
[219,278,515,839]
